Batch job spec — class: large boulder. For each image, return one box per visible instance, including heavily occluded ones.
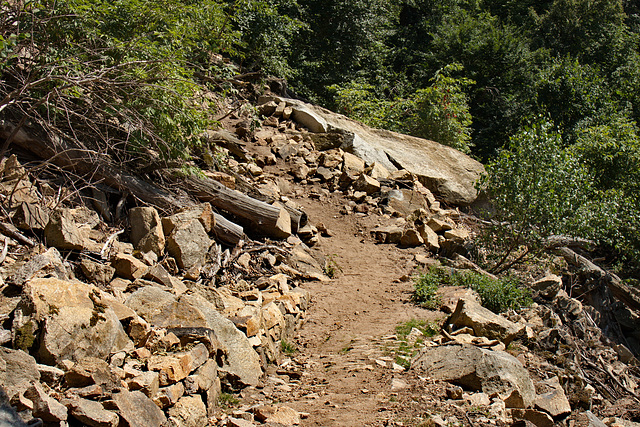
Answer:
[260,96,485,205]
[449,297,525,346]
[12,278,132,365]
[125,288,262,387]
[411,344,536,408]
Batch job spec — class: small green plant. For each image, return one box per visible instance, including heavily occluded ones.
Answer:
[455,271,532,313]
[395,319,440,340]
[14,321,35,351]
[217,392,240,408]
[411,267,445,309]
[280,339,297,356]
[324,254,342,279]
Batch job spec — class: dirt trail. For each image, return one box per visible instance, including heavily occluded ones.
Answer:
[269,191,442,425]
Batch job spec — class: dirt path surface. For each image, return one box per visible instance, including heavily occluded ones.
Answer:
[242,189,444,425]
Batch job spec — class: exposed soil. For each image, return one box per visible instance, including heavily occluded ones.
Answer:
[240,184,446,426]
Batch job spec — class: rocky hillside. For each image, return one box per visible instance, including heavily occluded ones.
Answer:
[1,90,639,427]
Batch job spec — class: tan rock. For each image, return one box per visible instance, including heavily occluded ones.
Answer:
[129,207,165,257]
[112,390,167,427]
[147,343,208,386]
[534,376,571,418]
[112,253,149,280]
[266,406,301,425]
[25,382,68,422]
[342,152,365,176]
[449,298,525,345]
[354,174,381,194]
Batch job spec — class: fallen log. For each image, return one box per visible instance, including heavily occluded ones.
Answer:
[557,246,640,312]
[212,212,244,246]
[180,174,291,239]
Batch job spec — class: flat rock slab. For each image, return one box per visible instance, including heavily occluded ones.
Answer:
[261,96,485,205]
[411,343,535,408]
[112,390,166,427]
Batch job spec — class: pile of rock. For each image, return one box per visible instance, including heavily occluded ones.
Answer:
[0,156,319,426]
[217,96,475,257]
[409,277,640,427]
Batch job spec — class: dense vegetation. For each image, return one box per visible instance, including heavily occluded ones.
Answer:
[1,0,639,277]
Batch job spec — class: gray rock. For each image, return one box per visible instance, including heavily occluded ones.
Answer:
[166,219,212,270]
[167,395,207,427]
[291,105,327,133]
[0,385,30,427]
[37,363,65,385]
[8,247,69,286]
[65,396,119,427]
[112,390,167,427]
[411,344,535,408]
[371,226,403,244]
[125,288,262,387]
[449,298,525,345]
[13,278,132,366]
[162,203,216,235]
[25,382,68,422]
[0,347,40,400]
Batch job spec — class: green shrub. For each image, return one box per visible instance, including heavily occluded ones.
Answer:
[411,267,445,309]
[454,271,532,313]
[411,267,531,313]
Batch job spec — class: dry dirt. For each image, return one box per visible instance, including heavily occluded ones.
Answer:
[240,185,446,426]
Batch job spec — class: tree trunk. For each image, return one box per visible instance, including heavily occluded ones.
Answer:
[180,174,292,239]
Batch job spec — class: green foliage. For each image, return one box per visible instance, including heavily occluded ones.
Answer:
[217,392,240,408]
[330,64,474,153]
[280,339,297,356]
[411,267,445,309]
[454,271,532,313]
[15,321,36,351]
[480,119,593,270]
[412,267,531,313]
[395,319,440,340]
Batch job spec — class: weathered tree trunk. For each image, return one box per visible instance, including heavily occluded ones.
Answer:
[180,174,292,239]
[557,246,640,312]
[212,212,244,246]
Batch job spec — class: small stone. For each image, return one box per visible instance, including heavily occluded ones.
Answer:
[112,253,149,280]
[400,228,424,247]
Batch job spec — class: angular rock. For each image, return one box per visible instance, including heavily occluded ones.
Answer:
[80,258,116,287]
[286,245,330,282]
[367,162,391,180]
[400,228,424,248]
[25,382,68,422]
[266,406,301,426]
[167,395,207,427]
[166,219,212,270]
[127,371,160,398]
[417,224,440,251]
[112,390,167,427]
[129,207,165,257]
[354,174,381,194]
[0,347,40,400]
[112,253,149,280]
[44,207,99,250]
[65,397,119,427]
[534,376,571,418]
[511,409,554,427]
[64,357,120,391]
[154,382,185,408]
[449,298,525,345]
[162,203,216,235]
[13,202,50,231]
[145,264,187,295]
[291,105,328,133]
[147,343,208,386]
[444,228,470,242]
[7,247,69,287]
[125,288,262,387]
[13,278,132,365]
[428,217,453,233]
[342,152,366,176]
[532,275,563,300]
[384,189,429,217]
[411,344,535,408]
[37,364,65,385]
[371,225,403,244]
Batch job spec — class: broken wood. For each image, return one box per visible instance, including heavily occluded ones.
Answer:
[181,174,291,239]
[557,246,640,312]
[1,122,191,213]
[203,129,248,162]
[212,212,244,246]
